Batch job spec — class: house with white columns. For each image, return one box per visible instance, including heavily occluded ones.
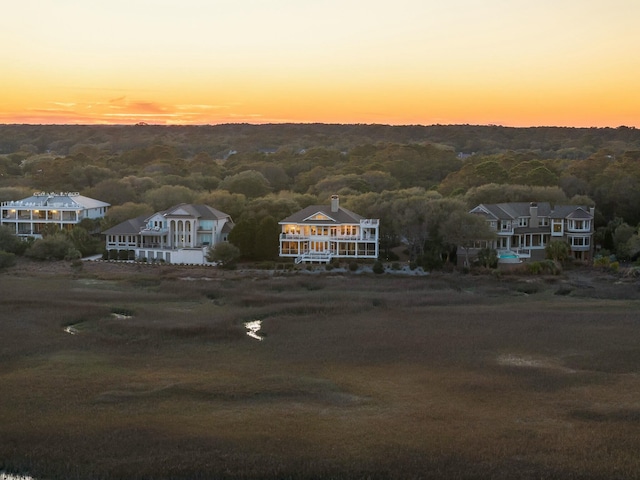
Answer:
[103,203,234,264]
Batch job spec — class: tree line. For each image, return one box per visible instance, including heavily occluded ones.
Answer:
[0,124,639,267]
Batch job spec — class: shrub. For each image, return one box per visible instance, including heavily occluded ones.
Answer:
[526,262,542,275]
[207,242,241,269]
[372,261,385,274]
[349,261,359,272]
[25,235,77,261]
[256,261,276,270]
[0,225,27,255]
[594,255,618,271]
[65,247,82,261]
[475,248,498,269]
[0,250,16,269]
[546,240,570,263]
[118,249,130,261]
[391,262,401,270]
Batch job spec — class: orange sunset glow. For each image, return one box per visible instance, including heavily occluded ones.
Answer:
[2,0,640,127]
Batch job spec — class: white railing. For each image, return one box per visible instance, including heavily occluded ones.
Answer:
[295,250,333,264]
[140,226,169,234]
[360,219,379,226]
[281,233,361,241]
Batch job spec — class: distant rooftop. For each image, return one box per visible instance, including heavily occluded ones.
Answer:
[2,192,110,209]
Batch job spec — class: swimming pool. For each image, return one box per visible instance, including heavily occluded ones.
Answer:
[498,251,522,264]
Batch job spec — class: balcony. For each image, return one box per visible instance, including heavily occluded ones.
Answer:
[566,225,591,233]
[360,219,379,227]
[140,226,169,235]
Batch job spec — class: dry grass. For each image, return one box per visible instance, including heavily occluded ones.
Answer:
[1,261,640,479]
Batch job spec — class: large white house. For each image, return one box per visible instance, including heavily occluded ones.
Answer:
[466,202,595,264]
[103,203,234,264]
[279,195,379,263]
[0,192,110,238]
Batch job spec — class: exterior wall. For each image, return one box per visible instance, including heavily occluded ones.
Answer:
[136,247,209,264]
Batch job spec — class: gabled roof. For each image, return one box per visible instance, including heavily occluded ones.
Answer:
[102,204,234,235]
[475,202,553,220]
[280,204,363,225]
[473,202,591,220]
[102,215,147,235]
[565,207,593,219]
[551,205,592,219]
[161,203,231,221]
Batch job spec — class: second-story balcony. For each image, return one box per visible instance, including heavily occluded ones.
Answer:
[360,219,379,227]
[280,232,373,241]
[140,226,169,235]
[566,224,591,233]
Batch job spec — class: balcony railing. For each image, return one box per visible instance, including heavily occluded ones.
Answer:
[140,227,169,235]
[360,219,379,226]
[280,233,374,241]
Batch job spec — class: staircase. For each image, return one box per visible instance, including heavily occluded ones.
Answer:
[295,251,333,264]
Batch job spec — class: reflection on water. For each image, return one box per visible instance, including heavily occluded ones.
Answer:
[1,473,36,480]
[244,320,264,341]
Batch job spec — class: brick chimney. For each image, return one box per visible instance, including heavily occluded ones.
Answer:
[330,195,339,213]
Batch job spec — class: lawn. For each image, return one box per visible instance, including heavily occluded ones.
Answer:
[1,262,640,479]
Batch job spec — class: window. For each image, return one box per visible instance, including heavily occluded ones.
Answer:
[281,241,299,255]
[357,242,376,256]
[532,235,541,247]
[571,237,590,247]
[309,213,331,221]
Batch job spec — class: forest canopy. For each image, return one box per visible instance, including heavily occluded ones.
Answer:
[1,123,639,263]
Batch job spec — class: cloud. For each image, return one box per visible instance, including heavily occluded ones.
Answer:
[0,96,275,126]
[127,101,168,114]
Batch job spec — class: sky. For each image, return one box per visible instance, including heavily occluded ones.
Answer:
[1,0,639,127]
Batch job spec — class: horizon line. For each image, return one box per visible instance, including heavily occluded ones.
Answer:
[0,121,638,130]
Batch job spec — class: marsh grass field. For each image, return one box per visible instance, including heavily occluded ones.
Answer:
[1,261,640,479]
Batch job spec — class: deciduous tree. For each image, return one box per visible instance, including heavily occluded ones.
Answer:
[440,211,495,267]
[206,242,240,268]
